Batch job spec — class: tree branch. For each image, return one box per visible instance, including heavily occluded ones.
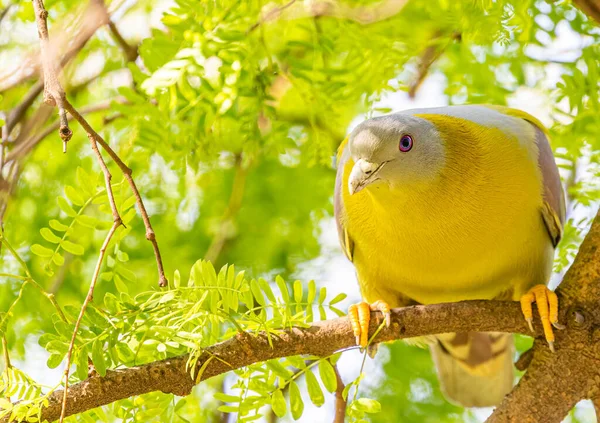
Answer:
[5,98,126,163]
[0,0,109,93]
[249,0,409,32]
[58,220,120,423]
[57,98,124,423]
[1,336,10,370]
[573,0,600,24]
[408,31,461,99]
[204,156,249,264]
[107,21,138,62]
[61,102,168,287]
[332,363,346,423]
[1,300,535,423]
[0,2,13,27]
[31,0,74,151]
[3,82,44,141]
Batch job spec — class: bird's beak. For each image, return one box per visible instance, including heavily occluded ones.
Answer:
[348,159,384,195]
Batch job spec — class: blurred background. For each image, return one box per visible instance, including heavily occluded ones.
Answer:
[1,0,599,421]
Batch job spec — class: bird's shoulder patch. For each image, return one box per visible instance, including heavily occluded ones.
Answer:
[483,105,549,136]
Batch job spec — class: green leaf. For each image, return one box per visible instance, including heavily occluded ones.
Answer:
[40,227,61,244]
[285,356,306,369]
[0,398,12,411]
[31,244,54,257]
[217,405,239,413]
[76,167,95,196]
[52,252,65,266]
[76,215,99,229]
[49,219,69,232]
[173,269,181,288]
[92,339,107,377]
[117,267,136,282]
[329,293,347,305]
[293,280,302,303]
[318,287,327,305]
[65,186,84,206]
[355,398,381,414]
[271,389,286,417]
[305,370,324,407]
[307,280,316,303]
[76,347,89,380]
[61,240,84,255]
[318,360,337,393]
[266,360,292,379]
[116,250,129,262]
[276,276,289,303]
[104,293,119,313]
[57,196,77,217]
[213,393,241,403]
[47,352,64,369]
[258,278,276,303]
[250,279,266,306]
[288,380,304,420]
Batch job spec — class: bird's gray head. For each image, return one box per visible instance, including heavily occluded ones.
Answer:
[347,113,445,195]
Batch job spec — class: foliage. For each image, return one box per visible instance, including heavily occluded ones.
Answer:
[0,0,599,421]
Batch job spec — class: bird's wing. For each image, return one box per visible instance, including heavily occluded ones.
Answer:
[334,138,354,261]
[533,125,566,247]
[486,105,566,247]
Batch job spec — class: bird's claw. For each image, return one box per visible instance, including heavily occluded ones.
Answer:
[348,300,391,350]
[520,284,561,352]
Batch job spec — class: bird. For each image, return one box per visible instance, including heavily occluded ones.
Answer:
[334,104,565,407]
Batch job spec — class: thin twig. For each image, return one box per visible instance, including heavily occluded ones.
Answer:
[0,0,111,93]
[57,96,125,423]
[1,336,10,370]
[58,220,120,423]
[0,234,68,323]
[2,0,114,144]
[248,0,408,32]
[3,81,44,140]
[5,98,126,163]
[107,21,138,62]
[332,363,346,423]
[0,4,11,26]
[248,0,297,33]
[0,161,19,228]
[31,0,73,151]
[1,336,9,403]
[204,157,249,264]
[408,31,461,99]
[62,101,168,286]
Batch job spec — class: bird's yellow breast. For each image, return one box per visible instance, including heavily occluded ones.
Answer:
[341,114,554,305]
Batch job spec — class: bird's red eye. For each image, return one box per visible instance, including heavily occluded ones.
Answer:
[399,134,413,152]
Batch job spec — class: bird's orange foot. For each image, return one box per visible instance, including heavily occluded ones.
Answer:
[520,285,565,352]
[348,300,391,348]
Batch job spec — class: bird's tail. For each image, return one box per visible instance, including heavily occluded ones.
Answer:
[430,332,514,407]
